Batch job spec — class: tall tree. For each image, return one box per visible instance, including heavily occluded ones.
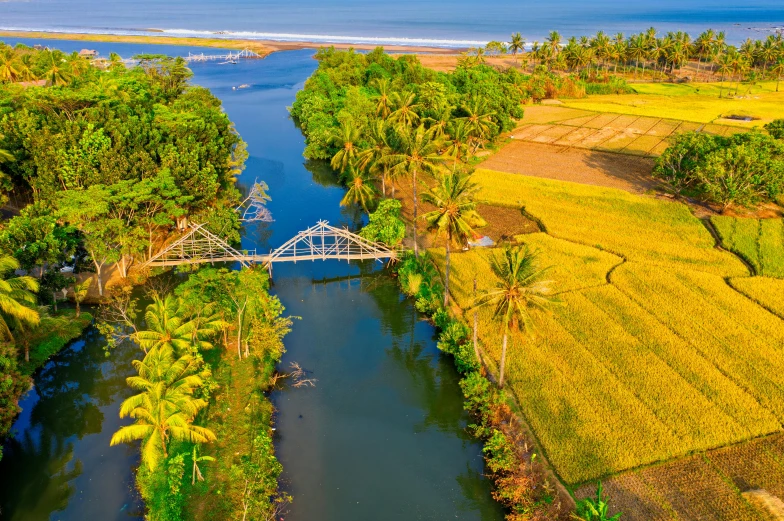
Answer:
[509,33,526,60]
[421,171,481,306]
[387,125,446,257]
[329,122,363,173]
[339,165,378,212]
[110,346,216,471]
[474,246,558,388]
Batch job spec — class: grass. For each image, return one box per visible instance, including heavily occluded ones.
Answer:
[427,170,784,487]
[18,310,93,375]
[0,30,272,56]
[560,81,784,127]
[473,169,748,276]
[712,216,784,278]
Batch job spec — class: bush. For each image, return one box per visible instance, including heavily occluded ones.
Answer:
[359,199,406,247]
[765,119,784,140]
[573,482,621,521]
[653,131,784,209]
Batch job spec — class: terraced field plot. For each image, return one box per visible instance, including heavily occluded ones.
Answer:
[509,105,746,157]
[431,170,784,494]
[712,216,784,278]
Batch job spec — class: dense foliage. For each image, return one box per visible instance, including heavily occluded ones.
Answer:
[653,131,784,209]
[358,198,405,247]
[290,47,526,163]
[107,267,290,521]
[0,42,246,295]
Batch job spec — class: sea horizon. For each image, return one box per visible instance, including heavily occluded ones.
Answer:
[1,0,783,48]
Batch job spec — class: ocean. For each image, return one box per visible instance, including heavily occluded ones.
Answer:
[0,0,783,49]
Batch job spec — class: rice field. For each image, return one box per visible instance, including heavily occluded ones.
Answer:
[430,170,784,491]
[712,216,784,278]
[473,169,748,276]
[560,81,784,127]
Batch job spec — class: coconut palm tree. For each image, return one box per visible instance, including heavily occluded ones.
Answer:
[43,51,71,86]
[0,49,20,82]
[389,91,421,129]
[72,278,92,318]
[134,294,223,355]
[373,77,393,118]
[460,100,495,153]
[387,125,446,257]
[445,120,471,166]
[0,255,40,343]
[340,164,378,212]
[771,56,784,92]
[421,171,481,306]
[474,246,557,388]
[329,122,363,173]
[110,346,216,471]
[357,120,394,195]
[509,33,526,62]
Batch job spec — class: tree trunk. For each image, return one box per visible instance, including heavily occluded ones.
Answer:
[25,344,29,363]
[381,172,386,197]
[412,168,419,258]
[93,259,104,297]
[52,291,57,312]
[472,278,480,366]
[443,240,450,307]
[237,307,244,359]
[75,299,81,318]
[499,333,508,388]
[193,459,197,486]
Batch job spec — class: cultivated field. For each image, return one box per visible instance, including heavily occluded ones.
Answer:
[430,170,784,497]
[506,105,746,157]
[712,216,784,278]
[562,81,784,127]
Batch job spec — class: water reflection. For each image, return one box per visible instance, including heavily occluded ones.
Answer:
[0,330,144,521]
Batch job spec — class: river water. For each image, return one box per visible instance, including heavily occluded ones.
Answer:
[0,42,503,521]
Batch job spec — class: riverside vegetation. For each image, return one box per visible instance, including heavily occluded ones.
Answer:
[0,42,291,521]
[293,44,784,519]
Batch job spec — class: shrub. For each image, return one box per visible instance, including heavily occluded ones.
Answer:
[573,482,621,521]
[359,198,406,247]
[765,119,784,140]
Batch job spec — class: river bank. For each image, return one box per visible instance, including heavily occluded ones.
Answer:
[0,40,503,521]
[0,30,462,56]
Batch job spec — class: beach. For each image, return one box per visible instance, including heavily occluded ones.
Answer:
[0,30,462,56]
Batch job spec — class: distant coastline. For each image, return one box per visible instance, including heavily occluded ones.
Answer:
[0,29,465,55]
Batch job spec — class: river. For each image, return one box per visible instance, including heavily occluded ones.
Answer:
[0,42,504,520]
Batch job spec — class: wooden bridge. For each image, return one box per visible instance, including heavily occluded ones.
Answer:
[139,221,397,270]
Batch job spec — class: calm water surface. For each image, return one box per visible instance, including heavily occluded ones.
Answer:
[1,0,783,46]
[0,42,504,521]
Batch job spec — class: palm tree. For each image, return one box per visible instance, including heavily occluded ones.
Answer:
[509,33,526,62]
[460,100,495,153]
[421,171,481,306]
[340,164,378,212]
[445,120,471,166]
[389,91,421,128]
[0,49,20,82]
[373,78,393,118]
[387,125,446,257]
[72,278,92,318]
[110,346,216,470]
[329,122,363,173]
[357,120,393,196]
[771,56,784,92]
[43,51,71,86]
[0,255,39,342]
[134,295,223,355]
[474,246,557,388]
